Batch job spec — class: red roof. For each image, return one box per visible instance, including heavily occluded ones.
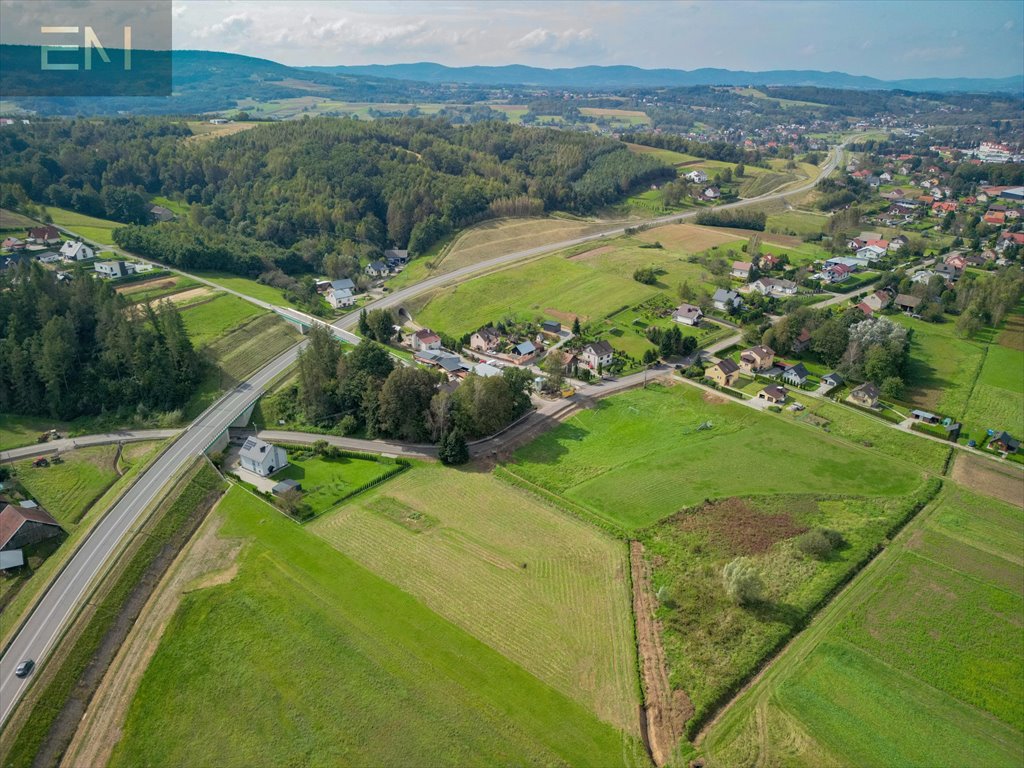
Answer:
[856,302,874,316]
[984,212,1006,225]
[0,503,62,549]
[1000,232,1024,245]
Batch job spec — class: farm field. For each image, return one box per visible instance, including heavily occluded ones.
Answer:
[184,120,258,142]
[310,463,639,731]
[0,208,38,230]
[179,294,266,347]
[765,209,830,237]
[635,223,739,252]
[961,334,1024,443]
[110,485,642,768]
[507,385,925,532]
[13,445,122,526]
[116,274,198,304]
[191,270,304,308]
[41,206,123,245]
[625,143,701,165]
[892,314,986,416]
[272,450,399,516]
[0,413,71,451]
[701,485,1024,768]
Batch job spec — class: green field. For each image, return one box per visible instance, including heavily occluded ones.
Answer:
[310,463,639,732]
[191,271,304,309]
[508,385,925,532]
[180,294,267,347]
[962,342,1024,442]
[273,450,398,516]
[117,274,198,304]
[0,414,71,451]
[111,485,641,767]
[42,206,123,245]
[0,208,39,230]
[13,445,121,525]
[702,485,1024,767]
[148,196,189,216]
[625,144,702,165]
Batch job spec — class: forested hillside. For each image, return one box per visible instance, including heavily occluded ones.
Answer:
[0,263,202,419]
[1,117,671,276]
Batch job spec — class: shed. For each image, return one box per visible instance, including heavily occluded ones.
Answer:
[541,320,561,335]
[272,478,302,495]
[0,549,25,570]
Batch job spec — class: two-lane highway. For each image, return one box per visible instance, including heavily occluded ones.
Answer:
[0,345,301,727]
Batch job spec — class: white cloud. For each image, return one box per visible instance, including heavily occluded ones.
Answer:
[509,27,600,54]
[172,2,187,19]
[192,12,253,40]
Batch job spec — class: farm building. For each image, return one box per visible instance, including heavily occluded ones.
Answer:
[0,503,64,551]
[239,437,289,477]
[894,294,921,313]
[541,320,561,335]
[910,410,941,424]
[149,204,175,222]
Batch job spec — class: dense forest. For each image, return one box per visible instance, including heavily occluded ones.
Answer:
[0,263,202,419]
[1,116,671,277]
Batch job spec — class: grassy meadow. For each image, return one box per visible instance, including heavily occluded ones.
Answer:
[507,385,925,532]
[13,445,122,525]
[310,463,640,732]
[110,485,643,768]
[961,341,1024,443]
[42,206,123,245]
[273,450,398,516]
[179,294,266,347]
[702,485,1024,768]
[191,270,305,308]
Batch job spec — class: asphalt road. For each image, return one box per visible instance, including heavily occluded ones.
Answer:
[0,141,845,728]
[0,346,300,727]
[0,430,182,464]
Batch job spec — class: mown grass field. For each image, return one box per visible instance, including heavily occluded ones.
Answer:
[892,314,986,416]
[110,485,643,768]
[116,274,198,304]
[508,385,925,532]
[0,413,70,451]
[0,208,39,230]
[179,294,267,347]
[961,341,1024,442]
[13,445,121,525]
[702,485,1024,768]
[273,451,397,516]
[191,271,304,308]
[310,464,639,732]
[42,206,123,245]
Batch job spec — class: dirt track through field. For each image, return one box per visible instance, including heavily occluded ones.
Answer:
[631,541,689,766]
[61,507,241,768]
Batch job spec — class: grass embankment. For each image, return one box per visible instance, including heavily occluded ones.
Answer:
[110,485,644,767]
[191,270,304,308]
[179,294,266,347]
[0,460,225,768]
[310,463,640,731]
[702,485,1024,767]
[507,385,925,532]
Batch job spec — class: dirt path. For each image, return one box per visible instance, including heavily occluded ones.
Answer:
[61,505,241,768]
[630,541,690,766]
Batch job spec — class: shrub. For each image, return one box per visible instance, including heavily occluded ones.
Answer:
[796,527,845,558]
[722,557,763,606]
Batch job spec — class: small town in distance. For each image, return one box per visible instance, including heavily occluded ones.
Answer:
[0,2,1021,767]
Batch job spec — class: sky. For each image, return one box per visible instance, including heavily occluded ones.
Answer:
[3,1,1022,80]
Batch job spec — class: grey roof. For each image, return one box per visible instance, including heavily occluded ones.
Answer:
[585,340,614,356]
[240,436,273,461]
[515,341,536,355]
[0,550,24,569]
[853,381,880,398]
[272,478,301,494]
[785,363,810,379]
[367,260,388,272]
[911,410,937,420]
[716,358,740,374]
[822,372,843,384]
[438,356,466,372]
[713,288,739,303]
[331,278,355,291]
[384,249,409,261]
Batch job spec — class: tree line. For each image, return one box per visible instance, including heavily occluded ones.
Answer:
[0,262,203,419]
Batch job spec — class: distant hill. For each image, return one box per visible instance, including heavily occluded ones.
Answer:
[305,62,1024,94]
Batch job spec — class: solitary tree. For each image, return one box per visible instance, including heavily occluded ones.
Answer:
[439,427,469,465]
[572,316,581,336]
[722,558,763,606]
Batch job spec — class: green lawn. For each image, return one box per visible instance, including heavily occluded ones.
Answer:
[117,274,198,304]
[508,385,925,532]
[765,210,829,238]
[110,485,642,768]
[149,196,189,216]
[191,271,304,309]
[179,294,267,347]
[310,463,640,732]
[13,445,121,525]
[42,206,123,246]
[0,414,71,451]
[701,485,1024,768]
[961,334,1024,443]
[273,450,398,516]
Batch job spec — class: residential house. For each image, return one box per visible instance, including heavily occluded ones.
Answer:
[849,382,880,408]
[2,237,25,251]
[760,254,780,270]
[792,328,812,353]
[703,187,721,200]
[983,211,1006,226]
[326,286,354,309]
[888,235,909,252]
[821,372,843,391]
[672,303,703,326]
[758,385,789,404]
[580,340,614,371]
[731,261,752,280]
[879,171,893,182]
[712,288,743,312]
[752,277,797,296]
[996,231,1024,252]
[0,503,64,551]
[149,204,175,222]
[944,252,968,271]
[910,269,936,286]
[894,293,922,313]
[933,262,960,282]
[238,437,288,477]
[365,260,390,278]
[822,263,852,283]
[470,327,501,353]
[988,432,1020,453]
[94,261,127,278]
[36,252,61,264]
[706,358,740,388]
[739,345,775,374]
[27,225,60,245]
[383,249,410,265]
[855,244,886,261]
[410,329,442,352]
[863,290,892,312]
[59,241,94,264]
[931,201,958,216]
[685,169,708,183]
[782,363,810,387]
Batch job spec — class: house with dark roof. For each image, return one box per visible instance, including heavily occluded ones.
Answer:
[758,385,789,404]
[27,225,60,244]
[988,432,1020,454]
[782,363,810,387]
[470,326,501,353]
[894,294,922,313]
[149,204,175,222]
[849,382,880,408]
[706,358,740,388]
[820,372,843,391]
[0,503,63,551]
[365,260,390,278]
[580,340,614,371]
